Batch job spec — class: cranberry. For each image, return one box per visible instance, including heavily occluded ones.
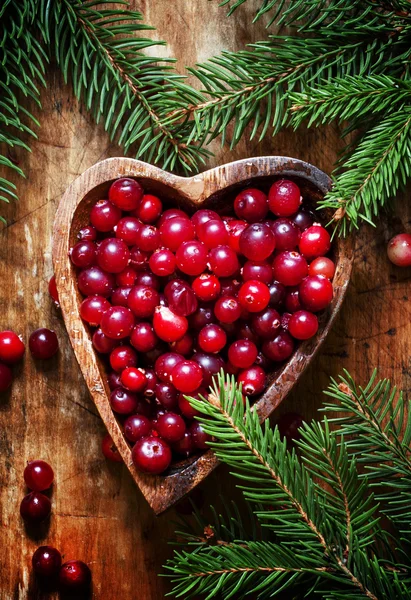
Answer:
[242,260,273,284]
[273,251,308,286]
[127,285,159,317]
[197,219,229,248]
[189,421,211,450]
[130,246,149,270]
[78,266,115,297]
[208,245,239,278]
[0,363,12,392]
[155,352,184,383]
[124,414,152,443]
[80,296,110,326]
[0,330,25,364]
[149,248,176,276]
[134,194,162,223]
[387,233,411,267]
[135,224,160,252]
[255,351,273,370]
[192,353,225,387]
[109,345,138,372]
[116,266,138,287]
[157,208,188,227]
[191,209,220,231]
[262,331,294,362]
[251,307,281,339]
[156,412,186,442]
[101,433,123,462]
[48,275,60,306]
[228,339,258,369]
[284,287,302,313]
[173,431,194,457]
[268,281,286,308]
[271,218,301,250]
[142,369,157,398]
[238,280,270,313]
[24,460,54,491]
[189,305,217,329]
[292,208,315,231]
[78,224,97,241]
[160,216,195,251]
[214,296,241,323]
[237,321,258,343]
[92,329,118,354]
[299,275,333,312]
[108,177,143,211]
[29,329,59,359]
[107,372,122,390]
[239,223,275,261]
[238,366,267,396]
[20,491,51,524]
[309,256,335,279]
[178,387,205,418]
[299,225,331,258]
[153,306,188,342]
[115,217,141,246]
[58,560,92,591]
[111,286,132,306]
[155,382,178,410]
[135,271,161,290]
[289,310,318,340]
[70,240,97,268]
[100,306,135,339]
[226,219,248,253]
[192,274,221,302]
[198,324,227,353]
[268,179,302,216]
[164,279,198,316]
[171,360,203,393]
[120,367,147,392]
[130,322,158,352]
[170,333,194,356]
[32,546,62,579]
[96,238,130,273]
[277,412,304,444]
[132,436,172,474]
[176,240,208,276]
[109,387,139,414]
[234,188,268,222]
[90,199,122,232]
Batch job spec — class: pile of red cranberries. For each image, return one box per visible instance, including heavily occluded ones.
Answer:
[72,177,335,475]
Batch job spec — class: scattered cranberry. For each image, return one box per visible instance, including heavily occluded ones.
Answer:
[160,216,195,251]
[171,360,203,393]
[70,240,97,268]
[299,275,333,312]
[191,209,220,231]
[234,188,268,222]
[242,260,273,285]
[108,177,143,211]
[228,339,258,369]
[270,218,301,250]
[155,352,184,383]
[268,180,302,216]
[387,233,411,267]
[164,279,198,317]
[284,286,302,313]
[277,412,304,444]
[29,329,59,360]
[101,433,123,462]
[192,353,224,387]
[155,382,178,410]
[173,431,194,457]
[92,329,118,354]
[176,240,208,275]
[170,332,194,356]
[78,224,97,241]
[0,330,25,364]
[132,436,172,474]
[20,491,51,524]
[127,285,159,318]
[214,296,241,323]
[197,219,229,248]
[48,276,60,306]
[178,387,205,419]
[130,322,158,352]
[149,248,176,276]
[24,460,54,491]
[32,546,62,578]
[251,307,281,339]
[58,560,92,591]
[292,208,314,231]
[309,256,335,279]
[299,225,331,258]
[0,363,12,392]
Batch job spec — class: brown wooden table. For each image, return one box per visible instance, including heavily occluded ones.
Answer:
[1,2,410,598]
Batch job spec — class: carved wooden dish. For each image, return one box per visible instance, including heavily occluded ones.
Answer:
[53,156,353,514]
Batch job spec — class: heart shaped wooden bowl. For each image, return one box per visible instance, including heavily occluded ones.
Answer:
[53,156,353,514]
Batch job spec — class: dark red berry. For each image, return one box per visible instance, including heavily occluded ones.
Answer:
[173,431,194,457]
[155,352,184,383]
[191,209,221,231]
[130,322,158,352]
[116,267,137,287]
[238,280,270,313]
[80,296,110,326]
[228,339,258,369]
[272,251,308,286]
[77,266,115,297]
[164,279,198,317]
[262,331,294,362]
[268,180,302,217]
[132,436,172,474]
[29,329,59,359]
[109,177,143,211]
[284,286,302,313]
[115,217,141,246]
[192,353,225,387]
[127,285,159,318]
[176,240,208,276]
[156,412,186,442]
[189,421,211,450]
[289,310,319,340]
[171,360,203,393]
[155,382,178,410]
[97,238,130,273]
[134,194,162,223]
[78,224,97,241]
[214,296,241,323]
[124,414,152,443]
[239,223,275,261]
[48,276,60,306]
[101,433,123,462]
[242,260,273,284]
[58,560,92,591]
[192,274,221,302]
[160,216,195,251]
[270,218,301,250]
[268,281,286,308]
[20,491,51,524]
[299,225,331,258]
[237,366,267,396]
[109,345,138,373]
[100,306,135,339]
[157,208,188,227]
[292,208,315,231]
[198,324,227,353]
[120,367,147,392]
[309,257,335,279]
[129,246,149,271]
[32,546,62,579]
[109,387,139,414]
[149,248,176,276]
[92,329,118,354]
[0,363,12,392]
[70,240,97,268]
[0,330,25,364]
[251,307,281,339]
[299,275,333,312]
[234,188,268,222]
[24,460,54,491]
[90,199,121,232]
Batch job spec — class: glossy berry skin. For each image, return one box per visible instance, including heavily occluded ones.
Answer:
[173,431,194,457]
[238,280,270,313]
[109,388,138,414]
[80,296,110,326]
[277,412,304,444]
[155,353,184,383]
[299,275,333,312]
[149,248,176,276]
[0,330,25,364]
[284,287,302,313]
[226,220,248,253]
[29,329,59,359]
[24,460,54,491]
[116,266,138,287]
[144,369,159,398]
[124,414,152,443]
[197,219,229,248]
[299,225,331,258]
[70,240,97,268]
[135,271,161,290]
[270,218,301,251]
[100,306,135,339]
[262,331,294,362]
[192,353,224,387]
[191,209,220,231]
[309,256,335,279]
[189,421,211,450]
[48,275,60,306]
[32,546,62,578]
[135,224,160,253]
[289,310,318,340]
[164,279,198,317]
[130,322,158,352]
[176,240,208,276]
[238,366,267,396]
[273,251,308,286]
[97,238,130,273]
[132,436,172,474]
[198,324,227,353]
[155,382,178,410]
[110,285,131,305]
[134,194,163,223]
[157,208,188,227]
[130,247,149,271]
[115,217,141,246]
[242,261,273,285]
[189,305,217,330]
[208,245,239,278]
[92,329,118,354]
[78,224,97,241]
[268,282,286,308]
[120,367,147,392]
[156,412,186,442]
[109,345,138,372]
[159,217,195,251]
[192,274,221,302]
[58,560,92,591]
[20,491,51,524]
[387,233,411,267]
[171,360,203,393]
[127,285,159,318]
[107,372,122,390]
[292,208,314,231]
[268,179,302,217]
[108,177,143,211]
[90,199,121,232]
[78,266,115,297]
[0,363,12,392]
[228,339,258,369]
[101,433,123,462]
[153,306,188,342]
[234,188,268,222]
[239,223,275,262]
[214,296,241,323]
[251,307,281,339]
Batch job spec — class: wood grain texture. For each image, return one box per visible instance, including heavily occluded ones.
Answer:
[0,1,410,599]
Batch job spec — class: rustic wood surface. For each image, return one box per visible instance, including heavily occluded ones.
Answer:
[0,2,410,599]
